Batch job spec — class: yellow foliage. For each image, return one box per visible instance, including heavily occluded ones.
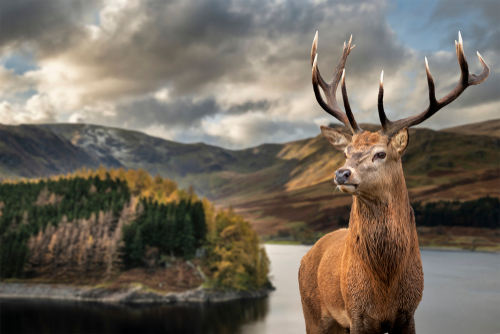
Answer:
[202,198,215,238]
[205,207,270,290]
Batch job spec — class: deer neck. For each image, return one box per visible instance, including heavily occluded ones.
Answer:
[347,165,416,284]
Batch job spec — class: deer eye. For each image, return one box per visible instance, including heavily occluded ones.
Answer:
[375,152,386,160]
[343,152,347,158]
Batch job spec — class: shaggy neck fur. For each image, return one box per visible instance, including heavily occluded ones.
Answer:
[348,161,415,286]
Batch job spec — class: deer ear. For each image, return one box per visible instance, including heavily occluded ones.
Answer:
[391,127,409,157]
[320,126,352,151]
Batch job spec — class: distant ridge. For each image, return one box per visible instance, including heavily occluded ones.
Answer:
[1,121,498,234]
[0,124,100,179]
[441,119,500,138]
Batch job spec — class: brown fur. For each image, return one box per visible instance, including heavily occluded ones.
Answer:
[299,128,423,334]
[352,131,381,147]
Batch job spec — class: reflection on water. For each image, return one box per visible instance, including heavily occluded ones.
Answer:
[241,245,311,334]
[1,245,500,334]
[0,297,269,334]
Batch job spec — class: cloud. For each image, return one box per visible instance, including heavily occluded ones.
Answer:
[0,0,101,55]
[118,96,220,128]
[0,94,57,124]
[0,0,497,147]
[198,112,321,148]
[0,66,33,96]
[226,100,274,115]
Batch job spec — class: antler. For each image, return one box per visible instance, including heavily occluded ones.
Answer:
[379,32,490,137]
[312,32,363,134]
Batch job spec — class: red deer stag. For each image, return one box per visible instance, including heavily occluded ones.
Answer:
[298,32,489,334]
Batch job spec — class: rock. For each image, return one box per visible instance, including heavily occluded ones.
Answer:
[0,282,272,305]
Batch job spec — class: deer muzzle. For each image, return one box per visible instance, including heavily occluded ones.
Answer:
[335,169,351,185]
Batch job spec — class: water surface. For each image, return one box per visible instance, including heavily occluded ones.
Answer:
[1,245,499,334]
[244,245,500,334]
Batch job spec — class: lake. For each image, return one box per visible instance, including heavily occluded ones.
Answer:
[1,245,499,334]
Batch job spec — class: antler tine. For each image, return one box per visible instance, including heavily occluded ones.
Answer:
[311,32,362,134]
[378,70,389,132]
[311,32,330,98]
[341,69,362,133]
[424,57,437,107]
[382,32,490,137]
[312,54,349,127]
[311,31,318,66]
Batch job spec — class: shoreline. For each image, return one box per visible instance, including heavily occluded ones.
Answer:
[418,245,500,253]
[264,242,500,253]
[0,282,272,304]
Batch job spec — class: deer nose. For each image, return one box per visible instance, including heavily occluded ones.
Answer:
[335,169,351,184]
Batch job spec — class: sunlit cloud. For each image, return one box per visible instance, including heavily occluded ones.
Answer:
[0,94,56,124]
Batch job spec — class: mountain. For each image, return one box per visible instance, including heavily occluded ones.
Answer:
[0,123,285,197]
[41,123,292,198]
[0,124,100,179]
[0,120,499,234]
[442,119,500,138]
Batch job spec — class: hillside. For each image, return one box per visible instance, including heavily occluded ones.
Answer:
[0,120,499,235]
[0,124,100,178]
[442,119,500,138]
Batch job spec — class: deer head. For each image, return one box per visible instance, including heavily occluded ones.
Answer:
[312,32,489,200]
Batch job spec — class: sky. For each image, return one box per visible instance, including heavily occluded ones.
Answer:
[0,0,498,149]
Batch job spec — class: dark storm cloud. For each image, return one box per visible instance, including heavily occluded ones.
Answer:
[226,100,273,115]
[248,0,411,78]
[118,96,219,128]
[116,97,276,129]
[4,0,410,101]
[65,0,257,98]
[0,0,100,54]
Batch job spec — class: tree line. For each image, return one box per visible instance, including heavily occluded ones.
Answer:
[0,167,271,291]
[0,174,130,278]
[122,198,206,267]
[412,196,499,229]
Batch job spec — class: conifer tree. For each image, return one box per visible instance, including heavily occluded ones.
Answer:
[181,213,195,259]
[130,227,144,266]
